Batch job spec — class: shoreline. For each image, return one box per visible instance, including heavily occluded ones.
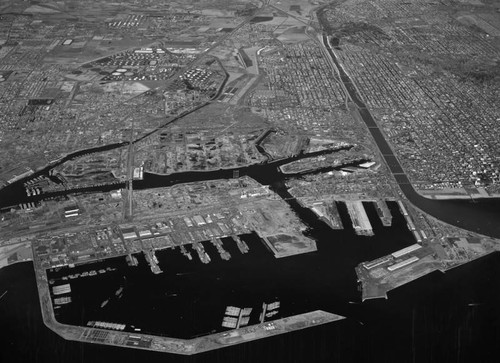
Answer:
[416,189,500,200]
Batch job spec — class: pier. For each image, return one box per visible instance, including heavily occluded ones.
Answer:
[345,201,373,236]
[210,237,231,261]
[143,249,162,274]
[192,242,211,264]
[375,200,392,226]
[232,235,249,254]
[126,254,138,266]
[179,245,192,260]
[261,236,279,257]
[397,200,421,242]
[308,201,343,229]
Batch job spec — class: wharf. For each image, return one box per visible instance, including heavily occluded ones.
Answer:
[179,245,192,260]
[345,201,373,236]
[375,200,392,227]
[356,245,441,301]
[143,250,162,274]
[126,254,138,266]
[306,200,343,230]
[260,235,317,258]
[210,237,231,261]
[232,235,249,254]
[192,242,211,264]
[40,232,252,273]
[261,236,279,256]
[396,200,420,240]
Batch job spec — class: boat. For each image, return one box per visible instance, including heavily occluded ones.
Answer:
[100,299,109,308]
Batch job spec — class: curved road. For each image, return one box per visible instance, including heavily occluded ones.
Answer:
[321,34,500,238]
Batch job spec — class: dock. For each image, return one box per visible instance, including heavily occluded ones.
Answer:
[345,201,373,236]
[309,201,343,230]
[397,200,420,241]
[356,244,440,301]
[210,237,231,261]
[192,242,211,264]
[232,235,249,254]
[126,254,138,266]
[143,250,162,274]
[397,200,408,216]
[179,245,192,260]
[375,200,392,226]
[261,236,279,256]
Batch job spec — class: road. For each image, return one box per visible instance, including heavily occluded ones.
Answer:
[125,119,135,221]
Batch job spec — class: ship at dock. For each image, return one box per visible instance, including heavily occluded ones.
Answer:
[126,254,139,266]
[179,245,192,260]
[192,242,211,264]
[232,235,249,254]
[143,249,162,274]
[210,237,231,261]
